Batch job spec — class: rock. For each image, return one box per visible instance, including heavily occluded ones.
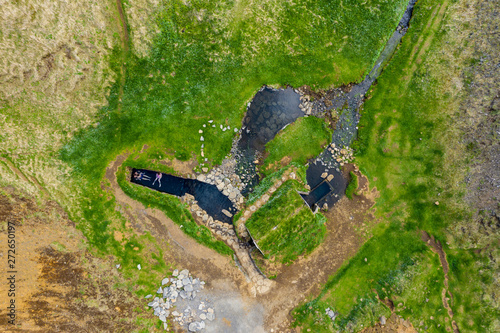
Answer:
[206,312,215,321]
[207,308,214,313]
[161,278,169,285]
[157,287,163,294]
[172,269,179,276]
[228,191,237,200]
[159,314,167,322]
[185,284,194,292]
[435,201,439,205]
[145,294,153,299]
[202,167,208,173]
[327,174,334,182]
[340,148,347,155]
[197,174,206,182]
[180,291,188,299]
[200,313,206,320]
[321,172,328,178]
[182,278,191,286]
[188,322,200,332]
[179,269,189,277]
[222,209,233,217]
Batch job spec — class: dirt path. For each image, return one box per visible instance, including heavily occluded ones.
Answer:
[0,157,49,198]
[260,167,377,331]
[106,153,376,331]
[421,231,460,333]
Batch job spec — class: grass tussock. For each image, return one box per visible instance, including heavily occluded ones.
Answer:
[345,171,358,200]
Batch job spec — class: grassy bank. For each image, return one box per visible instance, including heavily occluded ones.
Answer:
[262,116,332,175]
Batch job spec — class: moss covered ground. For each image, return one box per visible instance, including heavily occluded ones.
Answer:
[262,116,332,175]
[245,179,326,264]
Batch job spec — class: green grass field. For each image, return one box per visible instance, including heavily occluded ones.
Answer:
[292,0,499,331]
[246,179,326,264]
[56,0,408,277]
[262,116,332,175]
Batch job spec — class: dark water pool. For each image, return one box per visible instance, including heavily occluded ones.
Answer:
[131,168,236,224]
[236,86,304,192]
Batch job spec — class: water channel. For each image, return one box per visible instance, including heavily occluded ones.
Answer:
[129,0,417,221]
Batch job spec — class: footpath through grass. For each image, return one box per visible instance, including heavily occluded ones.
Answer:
[293,0,499,331]
[54,0,409,326]
[116,161,233,256]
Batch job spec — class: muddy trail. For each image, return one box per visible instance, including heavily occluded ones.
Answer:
[107,154,377,332]
[421,231,460,333]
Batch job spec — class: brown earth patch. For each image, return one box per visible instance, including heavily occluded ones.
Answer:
[0,189,142,332]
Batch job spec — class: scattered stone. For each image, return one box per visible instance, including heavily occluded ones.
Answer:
[380,316,386,325]
[172,269,179,276]
[162,278,169,285]
[116,264,120,269]
[145,294,153,299]
[200,136,204,141]
[157,287,163,294]
[435,201,439,205]
[137,264,141,270]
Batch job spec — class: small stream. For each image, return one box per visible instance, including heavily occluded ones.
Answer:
[129,0,417,220]
[238,0,417,210]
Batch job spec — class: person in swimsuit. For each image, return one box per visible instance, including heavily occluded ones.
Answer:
[152,172,162,187]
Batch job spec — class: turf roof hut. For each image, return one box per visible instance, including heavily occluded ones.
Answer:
[244,179,327,264]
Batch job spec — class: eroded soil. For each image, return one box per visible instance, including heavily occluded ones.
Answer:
[0,188,142,332]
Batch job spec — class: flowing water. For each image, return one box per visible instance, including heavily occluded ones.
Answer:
[129,0,417,219]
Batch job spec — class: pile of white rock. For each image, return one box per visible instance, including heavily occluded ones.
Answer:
[145,269,215,331]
